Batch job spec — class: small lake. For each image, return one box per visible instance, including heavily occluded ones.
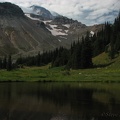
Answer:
[0,82,120,120]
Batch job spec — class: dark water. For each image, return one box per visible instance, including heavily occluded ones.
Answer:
[0,82,120,120]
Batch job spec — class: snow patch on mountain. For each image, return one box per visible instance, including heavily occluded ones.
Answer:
[63,24,70,28]
[65,30,69,33]
[25,13,68,36]
[90,31,95,37]
[43,20,52,24]
[47,24,68,36]
[58,39,61,42]
[60,36,67,39]
[29,5,54,20]
[25,13,40,21]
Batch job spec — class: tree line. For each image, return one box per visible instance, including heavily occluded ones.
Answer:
[16,31,93,69]
[16,13,120,69]
[0,55,13,71]
[92,12,120,59]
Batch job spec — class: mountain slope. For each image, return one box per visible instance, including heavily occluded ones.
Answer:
[0,3,61,56]
[29,5,54,20]
[0,3,103,56]
[0,2,24,17]
[24,5,103,46]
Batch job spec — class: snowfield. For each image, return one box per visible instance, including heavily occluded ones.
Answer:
[63,24,70,28]
[25,14,69,36]
[43,20,52,24]
[25,14,41,21]
[47,24,68,36]
[60,36,67,39]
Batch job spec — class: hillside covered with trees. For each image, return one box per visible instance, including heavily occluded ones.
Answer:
[0,13,120,71]
[16,32,93,70]
[15,13,120,69]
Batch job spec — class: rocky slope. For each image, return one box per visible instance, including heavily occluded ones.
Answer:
[24,5,103,44]
[0,3,103,56]
[26,13,103,47]
[0,3,62,56]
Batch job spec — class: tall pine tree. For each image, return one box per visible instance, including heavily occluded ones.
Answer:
[81,32,93,68]
[7,55,12,71]
[3,56,7,69]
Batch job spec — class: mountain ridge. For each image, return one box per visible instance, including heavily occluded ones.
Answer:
[0,2,24,17]
[0,2,63,56]
[29,5,54,20]
[0,2,103,57]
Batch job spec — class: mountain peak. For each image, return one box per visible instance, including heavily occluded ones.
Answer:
[29,5,53,20]
[0,2,24,17]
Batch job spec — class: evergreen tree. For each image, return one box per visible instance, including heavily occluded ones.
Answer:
[81,32,93,68]
[7,55,12,71]
[109,35,116,59]
[0,58,2,69]
[115,33,120,51]
[52,47,69,67]
[71,41,82,69]
[3,56,7,69]
[36,52,41,66]
[16,56,23,65]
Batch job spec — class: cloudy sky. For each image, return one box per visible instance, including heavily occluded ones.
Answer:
[0,0,120,25]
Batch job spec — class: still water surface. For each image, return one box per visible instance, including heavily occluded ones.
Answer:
[0,82,120,120]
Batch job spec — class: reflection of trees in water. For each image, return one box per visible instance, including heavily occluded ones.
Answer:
[18,83,120,120]
[36,85,94,107]
[0,83,120,120]
[0,83,12,120]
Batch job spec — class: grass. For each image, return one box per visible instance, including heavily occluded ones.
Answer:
[0,53,120,82]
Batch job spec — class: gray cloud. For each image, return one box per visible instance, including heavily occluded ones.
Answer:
[0,0,120,25]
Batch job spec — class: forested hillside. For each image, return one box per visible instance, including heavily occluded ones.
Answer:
[15,13,120,69]
[92,13,120,58]
[0,13,120,70]
[15,32,93,70]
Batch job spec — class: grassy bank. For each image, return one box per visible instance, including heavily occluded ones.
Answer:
[0,53,120,82]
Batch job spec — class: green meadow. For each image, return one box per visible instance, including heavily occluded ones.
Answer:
[0,53,120,82]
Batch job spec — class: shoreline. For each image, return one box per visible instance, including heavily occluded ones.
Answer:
[0,79,120,83]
